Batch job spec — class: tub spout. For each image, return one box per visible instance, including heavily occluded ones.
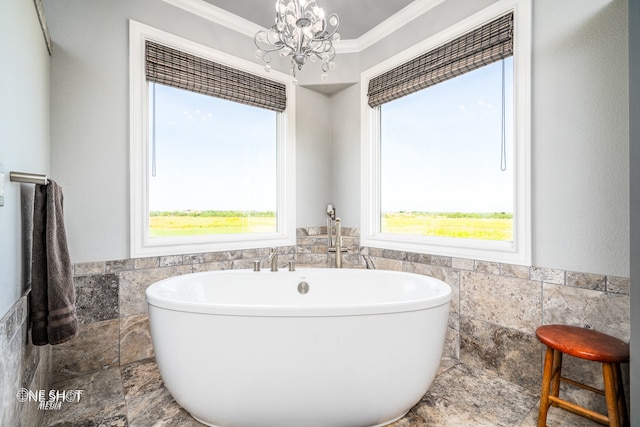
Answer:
[256,248,279,272]
[267,248,278,272]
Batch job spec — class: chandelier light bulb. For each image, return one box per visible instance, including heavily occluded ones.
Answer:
[254,0,339,80]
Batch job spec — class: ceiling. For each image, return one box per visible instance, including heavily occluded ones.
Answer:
[201,0,416,40]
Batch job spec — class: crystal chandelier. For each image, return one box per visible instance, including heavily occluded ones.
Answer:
[254,0,340,82]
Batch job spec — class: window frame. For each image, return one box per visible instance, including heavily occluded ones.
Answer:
[360,0,531,265]
[129,20,296,257]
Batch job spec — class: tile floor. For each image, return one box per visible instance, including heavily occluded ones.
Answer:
[42,358,601,427]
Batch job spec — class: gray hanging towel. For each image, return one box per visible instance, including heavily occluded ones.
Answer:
[30,180,78,345]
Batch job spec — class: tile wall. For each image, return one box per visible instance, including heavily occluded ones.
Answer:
[52,227,630,413]
[0,294,51,427]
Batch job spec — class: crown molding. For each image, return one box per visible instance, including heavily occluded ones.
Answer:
[162,0,446,54]
[334,39,360,54]
[355,0,446,51]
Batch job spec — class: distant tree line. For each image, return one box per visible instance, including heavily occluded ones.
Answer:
[150,210,276,218]
[385,211,513,219]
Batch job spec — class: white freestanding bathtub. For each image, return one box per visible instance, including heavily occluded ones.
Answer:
[146,268,451,427]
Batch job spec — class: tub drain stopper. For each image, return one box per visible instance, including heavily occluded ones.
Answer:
[298,281,309,295]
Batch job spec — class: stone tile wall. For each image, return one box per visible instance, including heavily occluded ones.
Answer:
[362,246,630,412]
[0,295,51,427]
[53,226,630,414]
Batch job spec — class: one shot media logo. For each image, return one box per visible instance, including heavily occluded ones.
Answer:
[16,388,83,410]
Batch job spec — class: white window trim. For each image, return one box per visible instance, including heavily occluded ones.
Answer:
[360,0,531,265]
[129,20,296,257]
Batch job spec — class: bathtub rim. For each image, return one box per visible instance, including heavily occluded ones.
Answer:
[145,267,452,317]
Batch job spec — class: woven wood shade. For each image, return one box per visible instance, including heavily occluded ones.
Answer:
[367,12,513,108]
[146,41,287,113]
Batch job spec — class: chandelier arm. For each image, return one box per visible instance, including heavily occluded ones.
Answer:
[254,38,284,54]
[309,42,335,56]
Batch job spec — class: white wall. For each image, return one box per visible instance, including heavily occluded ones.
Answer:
[329,83,361,228]
[0,0,50,317]
[629,0,639,418]
[43,0,630,278]
[531,0,629,276]
[295,87,332,226]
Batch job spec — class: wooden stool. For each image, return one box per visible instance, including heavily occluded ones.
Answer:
[535,325,629,427]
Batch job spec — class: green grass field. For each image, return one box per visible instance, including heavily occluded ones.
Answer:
[149,211,276,237]
[149,210,513,241]
[382,211,513,241]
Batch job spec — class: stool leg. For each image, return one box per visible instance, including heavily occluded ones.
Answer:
[550,349,563,402]
[613,363,629,427]
[538,347,555,427]
[603,362,621,427]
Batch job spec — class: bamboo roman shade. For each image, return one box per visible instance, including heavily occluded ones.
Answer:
[367,12,514,108]
[145,41,287,113]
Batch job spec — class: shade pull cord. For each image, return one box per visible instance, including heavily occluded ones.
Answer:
[151,82,157,178]
[500,58,507,172]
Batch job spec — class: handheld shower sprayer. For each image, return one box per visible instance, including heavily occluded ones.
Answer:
[326,204,335,220]
[326,204,335,248]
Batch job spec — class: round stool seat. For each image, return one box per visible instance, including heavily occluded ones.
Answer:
[535,325,629,364]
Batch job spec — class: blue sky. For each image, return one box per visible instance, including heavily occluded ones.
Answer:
[148,84,277,212]
[380,57,514,213]
[148,57,513,214]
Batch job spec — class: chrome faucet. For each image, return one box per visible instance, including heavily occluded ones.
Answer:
[254,248,279,272]
[327,205,347,268]
[267,247,278,272]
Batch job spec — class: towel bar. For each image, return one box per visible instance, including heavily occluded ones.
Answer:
[9,171,49,186]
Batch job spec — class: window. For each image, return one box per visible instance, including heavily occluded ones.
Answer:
[130,22,296,257]
[148,84,278,237]
[360,0,531,264]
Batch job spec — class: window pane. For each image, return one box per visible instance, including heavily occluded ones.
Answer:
[379,58,513,241]
[148,83,277,237]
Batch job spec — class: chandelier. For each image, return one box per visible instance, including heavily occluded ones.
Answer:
[254,0,340,82]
